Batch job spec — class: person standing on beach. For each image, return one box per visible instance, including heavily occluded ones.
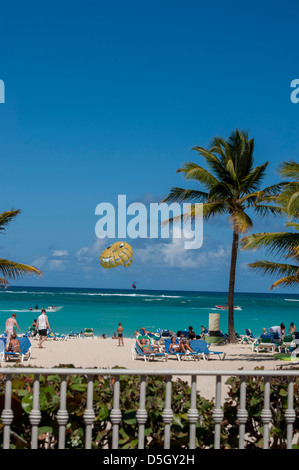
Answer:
[288,322,297,334]
[116,322,124,347]
[5,313,20,351]
[36,309,51,348]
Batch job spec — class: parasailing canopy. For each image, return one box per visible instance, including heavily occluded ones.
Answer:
[100,241,133,269]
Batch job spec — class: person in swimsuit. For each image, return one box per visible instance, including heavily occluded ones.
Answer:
[5,313,20,351]
[178,335,194,353]
[169,336,184,353]
[116,322,124,347]
[7,331,21,353]
[137,337,159,354]
[288,322,297,334]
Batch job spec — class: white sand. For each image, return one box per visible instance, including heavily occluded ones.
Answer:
[1,336,291,401]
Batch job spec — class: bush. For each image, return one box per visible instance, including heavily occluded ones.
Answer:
[223,367,299,449]
[0,367,215,449]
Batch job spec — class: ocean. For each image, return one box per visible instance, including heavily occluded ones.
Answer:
[0,286,298,339]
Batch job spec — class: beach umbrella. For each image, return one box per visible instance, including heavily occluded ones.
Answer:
[100,241,133,269]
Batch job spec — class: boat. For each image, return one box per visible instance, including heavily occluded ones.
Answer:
[28,306,63,313]
[215,305,242,310]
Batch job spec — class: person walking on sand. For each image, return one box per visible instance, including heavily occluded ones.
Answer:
[5,313,20,351]
[36,309,51,348]
[116,322,124,347]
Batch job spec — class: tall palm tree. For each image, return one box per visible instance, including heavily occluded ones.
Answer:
[0,209,43,287]
[241,160,299,290]
[163,129,281,343]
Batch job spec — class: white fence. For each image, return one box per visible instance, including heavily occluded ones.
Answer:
[0,367,298,449]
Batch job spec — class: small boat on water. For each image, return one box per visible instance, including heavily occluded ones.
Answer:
[28,306,63,313]
[215,305,242,310]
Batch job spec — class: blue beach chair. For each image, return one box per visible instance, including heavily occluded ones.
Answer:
[132,342,168,362]
[0,336,32,363]
[47,331,67,341]
[164,338,201,361]
[157,329,173,338]
[189,339,226,360]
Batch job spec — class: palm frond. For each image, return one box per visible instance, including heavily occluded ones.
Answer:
[241,231,299,256]
[0,210,21,232]
[248,259,299,277]
[230,210,253,233]
[0,259,43,281]
[252,204,285,217]
[269,275,299,290]
[277,160,299,180]
[0,277,9,287]
[177,163,219,188]
[248,260,299,290]
[162,188,209,203]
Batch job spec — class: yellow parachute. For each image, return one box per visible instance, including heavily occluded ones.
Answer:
[100,241,133,269]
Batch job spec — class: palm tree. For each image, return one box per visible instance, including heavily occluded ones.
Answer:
[0,209,43,287]
[163,129,281,343]
[241,160,299,290]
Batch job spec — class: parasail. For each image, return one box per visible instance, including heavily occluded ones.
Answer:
[100,241,133,269]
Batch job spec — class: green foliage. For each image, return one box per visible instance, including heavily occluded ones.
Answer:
[0,369,215,449]
[223,368,299,449]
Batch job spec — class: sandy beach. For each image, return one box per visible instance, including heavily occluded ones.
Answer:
[1,336,292,402]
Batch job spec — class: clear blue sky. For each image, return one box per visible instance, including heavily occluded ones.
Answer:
[0,0,298,293]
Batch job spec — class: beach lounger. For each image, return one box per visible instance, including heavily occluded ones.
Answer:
[131,342,168,362]
[157,329,174,338]
[189,339,226,360]
[139,329,161,340]
[0,337,31,363]
[83,328,94,338]
[68,331,80,339]
[239,329,256,344]
[47,332,67,341]
[253,335,278,353]
[278,335,296,353]
[164,338,201,361]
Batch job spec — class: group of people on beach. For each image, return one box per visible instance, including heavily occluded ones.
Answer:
[4,309,51,352]
[262,322,296,338]
[136,325,205,355]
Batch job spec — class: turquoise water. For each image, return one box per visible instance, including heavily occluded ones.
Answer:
[0,287,298,338]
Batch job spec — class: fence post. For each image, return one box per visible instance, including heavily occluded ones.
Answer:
[261,377,271,449]
[29,374,42,449]
[188,375,199,449]
[136,375,148,449]
[285,377,296,449]
[57,374,69,449]
[1,375,13,449]
[110,376,122,449]
[212,375,223,449]
[237,376,248,449]
[84,376,96,449]
[162,375,173,449]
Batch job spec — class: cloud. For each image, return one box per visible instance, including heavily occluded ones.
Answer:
[32,248,70,272]
[52,250,69,257]
[48,259,68,271]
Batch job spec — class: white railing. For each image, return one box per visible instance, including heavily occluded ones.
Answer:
[0,367,298,450]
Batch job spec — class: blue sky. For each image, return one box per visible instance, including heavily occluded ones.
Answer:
[0,0,298,293]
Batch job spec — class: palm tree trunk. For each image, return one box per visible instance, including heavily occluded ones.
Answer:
[227,226,239,343]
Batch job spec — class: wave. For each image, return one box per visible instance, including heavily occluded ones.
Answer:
[0,309,33,312]
[285,299,299,302]
[1,289,184,299]
[2,291,55,295]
